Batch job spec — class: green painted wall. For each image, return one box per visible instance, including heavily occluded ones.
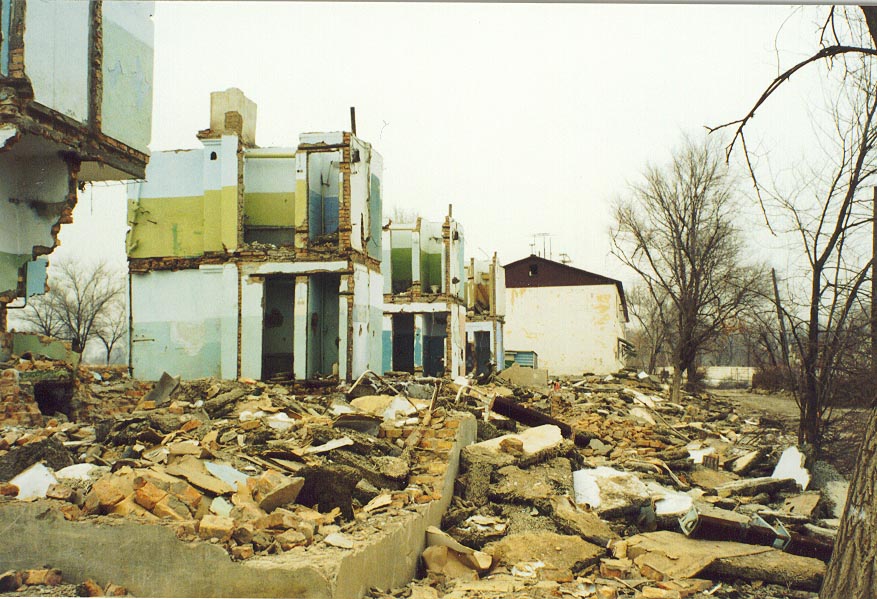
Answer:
[0,251,30,297]
[391,247,412,290]
[420,251,442,292]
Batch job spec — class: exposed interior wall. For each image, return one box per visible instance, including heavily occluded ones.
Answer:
[389,229,413,293]
[127,136,240,258]
[351,263,381,378]
[22,0,90,121]
[1,0,10,76]
[367,153,383,261]
[307,151,341,241]
[419,221,443,294]
[100,1,154,153]
[0,137,70,298]
[130,267,238,380]
[448,303,465,377]
[307,273,340,377]
[261,276,295,378]
[243,150,296,245]
[503,284,624,376]
[369,269,384,374]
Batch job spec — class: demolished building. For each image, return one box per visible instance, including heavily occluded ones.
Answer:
[381,211,466,377]
[464,254,505,376]
[503,255,630,376]
[127,89,384,382]
[0,0,154,359]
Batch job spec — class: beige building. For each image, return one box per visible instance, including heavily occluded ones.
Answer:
[503,255,629,376]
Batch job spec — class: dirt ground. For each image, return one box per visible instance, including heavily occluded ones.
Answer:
[711,388,867,478]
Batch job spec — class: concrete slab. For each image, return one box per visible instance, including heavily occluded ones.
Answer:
[0,413,477,598]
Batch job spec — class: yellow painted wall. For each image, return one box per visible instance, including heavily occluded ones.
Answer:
[244,192,296,227]
[127,185,239,258]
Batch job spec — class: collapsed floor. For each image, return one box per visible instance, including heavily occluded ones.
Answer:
[0,355,848,599]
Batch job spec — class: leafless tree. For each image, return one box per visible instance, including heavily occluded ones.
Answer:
[710,7,877,596]
[94,297,127,365]
[18,259,124,355]
[625,284,672,374]
[16,291,66,340]
[611,135,768,402]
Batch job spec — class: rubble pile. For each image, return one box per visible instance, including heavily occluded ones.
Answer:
[0,369,468,566]
[0,568,127,597]
[0,361,850,599]
[391,372,841,599]
[0,355,149,428]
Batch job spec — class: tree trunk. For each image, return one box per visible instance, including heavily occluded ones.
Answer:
[670,367,683,402]
[820,407,877,597]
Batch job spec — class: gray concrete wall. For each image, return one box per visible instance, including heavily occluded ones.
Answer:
[0,413,477,598]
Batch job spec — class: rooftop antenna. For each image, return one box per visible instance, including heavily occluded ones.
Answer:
[559,252,571,264]
[532,233,551,258]
[350,107,356,135]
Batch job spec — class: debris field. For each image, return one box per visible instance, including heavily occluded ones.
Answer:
[0,354,846,599]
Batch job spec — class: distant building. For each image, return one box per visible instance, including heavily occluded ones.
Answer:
[381,210,467,377]
[503,255,629,376]
[464,254,505,376]
[0,1,154,359]
[127,89,384,381]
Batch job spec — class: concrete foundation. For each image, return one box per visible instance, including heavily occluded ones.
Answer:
[0,414,476,598]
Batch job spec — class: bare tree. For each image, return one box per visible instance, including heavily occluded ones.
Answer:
[612,135,767,402]
[18,259,124,354]
[17,292,66,340]
[625,284,671,374]
[766,71,877,448]
[94,297,127,365]
[709,8,877,596]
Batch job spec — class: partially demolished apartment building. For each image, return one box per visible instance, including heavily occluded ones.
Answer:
[127,89,384,382]
[464,254,505,376]
[381,212,467,377]
[0,0,154,359]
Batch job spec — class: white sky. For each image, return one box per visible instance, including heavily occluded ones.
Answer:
[56,2,833,284]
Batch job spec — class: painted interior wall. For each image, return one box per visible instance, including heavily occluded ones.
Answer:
[306,273,340,377]
[23,0,90,121]
[1,0,10,76]
[0,138,69,296]
[101,1,154,153]
[419,221,443,293]
[350,263,383,377]
[449,304,465,377]
[243,150,296,244]
[466,319,503,372]
[503,284,625,376]
[306,151,340,241]
[127,135,239,258]
[261,277,295,378]
[130,267,238,381]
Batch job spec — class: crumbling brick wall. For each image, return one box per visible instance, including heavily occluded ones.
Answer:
[0,369,44,428]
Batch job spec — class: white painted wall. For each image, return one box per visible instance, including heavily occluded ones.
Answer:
[131,268,237,380]
[136,149,204,198]
[351,265,369,376]
[503,284,625,376]
[449,304,466,377]
[24,0,89,122]
[239,268,264,380]
[101,1,154,152]
[243,153,296,192]
[0,152,67,255]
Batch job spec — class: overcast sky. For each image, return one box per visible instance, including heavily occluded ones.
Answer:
[56,2,832,283]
